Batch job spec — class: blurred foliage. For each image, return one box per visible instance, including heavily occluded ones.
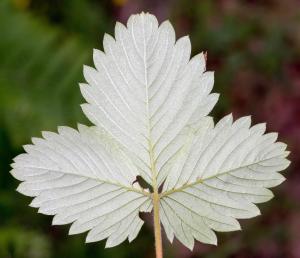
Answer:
[0,0,89,147]
[1,0,300,258]
[0,227,51,258]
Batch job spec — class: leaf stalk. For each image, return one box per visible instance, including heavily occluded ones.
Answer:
[153,190,163,258]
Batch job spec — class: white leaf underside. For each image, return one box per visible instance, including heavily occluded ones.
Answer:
[11,12,290,250]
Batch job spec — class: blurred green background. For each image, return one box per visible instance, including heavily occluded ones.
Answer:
[1,0,300,257]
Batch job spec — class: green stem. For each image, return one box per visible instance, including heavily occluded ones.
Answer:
[153,190,163,258]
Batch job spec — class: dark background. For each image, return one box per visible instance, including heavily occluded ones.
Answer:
[0,0,300,257]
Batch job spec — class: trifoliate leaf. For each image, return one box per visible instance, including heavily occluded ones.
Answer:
[11,12,290,251]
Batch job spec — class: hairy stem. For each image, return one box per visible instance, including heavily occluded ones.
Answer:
[153,190,163,258]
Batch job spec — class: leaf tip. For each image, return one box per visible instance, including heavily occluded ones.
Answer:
[69,223,81,235]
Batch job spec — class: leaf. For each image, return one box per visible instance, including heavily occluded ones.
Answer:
[11,12,290,250]
[159,115,290,249]
[11,125,152,247]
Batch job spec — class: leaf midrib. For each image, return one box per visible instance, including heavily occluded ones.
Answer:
[160,154,284,197]
[19,165,150,196]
